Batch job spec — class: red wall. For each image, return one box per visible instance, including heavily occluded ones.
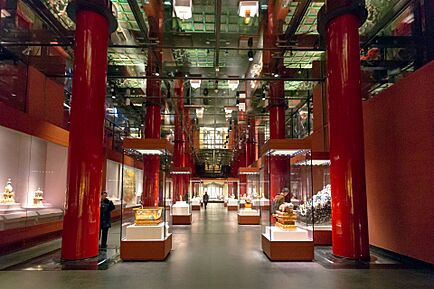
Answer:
[26,66,65,128]
[363,61,434,264]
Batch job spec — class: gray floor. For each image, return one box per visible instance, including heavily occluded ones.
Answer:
[1,203,434,289]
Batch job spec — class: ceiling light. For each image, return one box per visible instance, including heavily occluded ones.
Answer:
[196,107,204,119]
[190,79,201,89]
[239,1,259,23]
[174,0,192,20]
[274,73,279,78]
[248,50,254,61]
[228,80,239,91]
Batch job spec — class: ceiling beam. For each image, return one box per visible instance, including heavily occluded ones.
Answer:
[283,0,312,43]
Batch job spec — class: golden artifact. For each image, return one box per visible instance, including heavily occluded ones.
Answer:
[33,188,44,206]
[1,178,16,204]
[133,207,163,225]
[245,197,252,209]
[274,203,297,230]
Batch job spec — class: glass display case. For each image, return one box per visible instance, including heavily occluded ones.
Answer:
[190,178,203,210]
[224,179,239,210]
[293,152,331,245]
[237,168,261,225]
[170,167,192,225]
[120,138,173,261]
[260,139,314,261]
[0,126,66,255]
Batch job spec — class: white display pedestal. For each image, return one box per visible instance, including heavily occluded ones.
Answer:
[172,201,190,215]
[262,226,314,261]
[264,226,310,241]
[238,209,260,216]
[227,199,238,211]
[0,203,22,213]
[0,211,38,230]
[125,222,169,240]
[191,198,201,210]
[172,201,192,225]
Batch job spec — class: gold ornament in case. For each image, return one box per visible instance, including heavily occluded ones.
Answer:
[274,203,297,230]
[133,207,163,225]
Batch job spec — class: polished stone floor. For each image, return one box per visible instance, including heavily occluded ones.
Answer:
[1,203,434,289]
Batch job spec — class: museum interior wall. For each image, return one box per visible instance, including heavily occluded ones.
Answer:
[363,60,434,265]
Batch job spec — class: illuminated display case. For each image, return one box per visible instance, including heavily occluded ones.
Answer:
[0,126,66,254]
[260,140,314,261]
[120,138,173,261]
[237,167,261,225]
[170,167,192,225]
[190,179,203,210]
[224,178,238,208]
[292,152,331,245]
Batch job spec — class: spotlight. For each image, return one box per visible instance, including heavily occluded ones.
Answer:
[248,50,254,62]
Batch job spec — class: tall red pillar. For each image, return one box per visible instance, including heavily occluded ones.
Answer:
[142,0,163,207]
[61,1,116,260]
[268,80,289,201]
[173,79,190,202]
[246,114,256,166]
[142,57,161,207]
[319,0,370,260]
[263,1,289,201]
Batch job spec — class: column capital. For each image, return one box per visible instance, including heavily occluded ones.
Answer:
[67,0,118,33]
[317,0,367,37]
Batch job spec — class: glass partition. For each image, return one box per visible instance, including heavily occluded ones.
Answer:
[261,147,314,261]
[0,125,66,255]
[120,142,172,260]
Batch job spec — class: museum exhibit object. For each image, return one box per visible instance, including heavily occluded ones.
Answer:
[120,138,173,261]
[260,140,314,261]
[237,167,261,225]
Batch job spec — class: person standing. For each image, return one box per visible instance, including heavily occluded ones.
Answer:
[203,191,209,210]
[100,191,115,249]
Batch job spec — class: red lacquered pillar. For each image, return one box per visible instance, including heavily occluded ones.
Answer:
[142,55,161,207]
[268,80,289,201]
[173,79,189,201]
[238,140,247,197]
[246,115,256,166]
[61,1,116,260]
[319,0,369,260]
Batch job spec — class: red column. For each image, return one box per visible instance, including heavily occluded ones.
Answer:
[246,115,256,166]
[61,2,115,260]
[238,140,247,197]
[173,79,190,201]
[142,56,161,207]
[263,2,289,202]
[268,80,289,201]
[320,0,370,260]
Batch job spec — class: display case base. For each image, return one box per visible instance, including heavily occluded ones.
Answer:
[237,214,260,225]
[261,234,314,261]
[227,205,238,211]
[120,234,172,261]
[261,205,270,210]
[192,205,201,210]
[172,214,192,225]
[314,229,332,245]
